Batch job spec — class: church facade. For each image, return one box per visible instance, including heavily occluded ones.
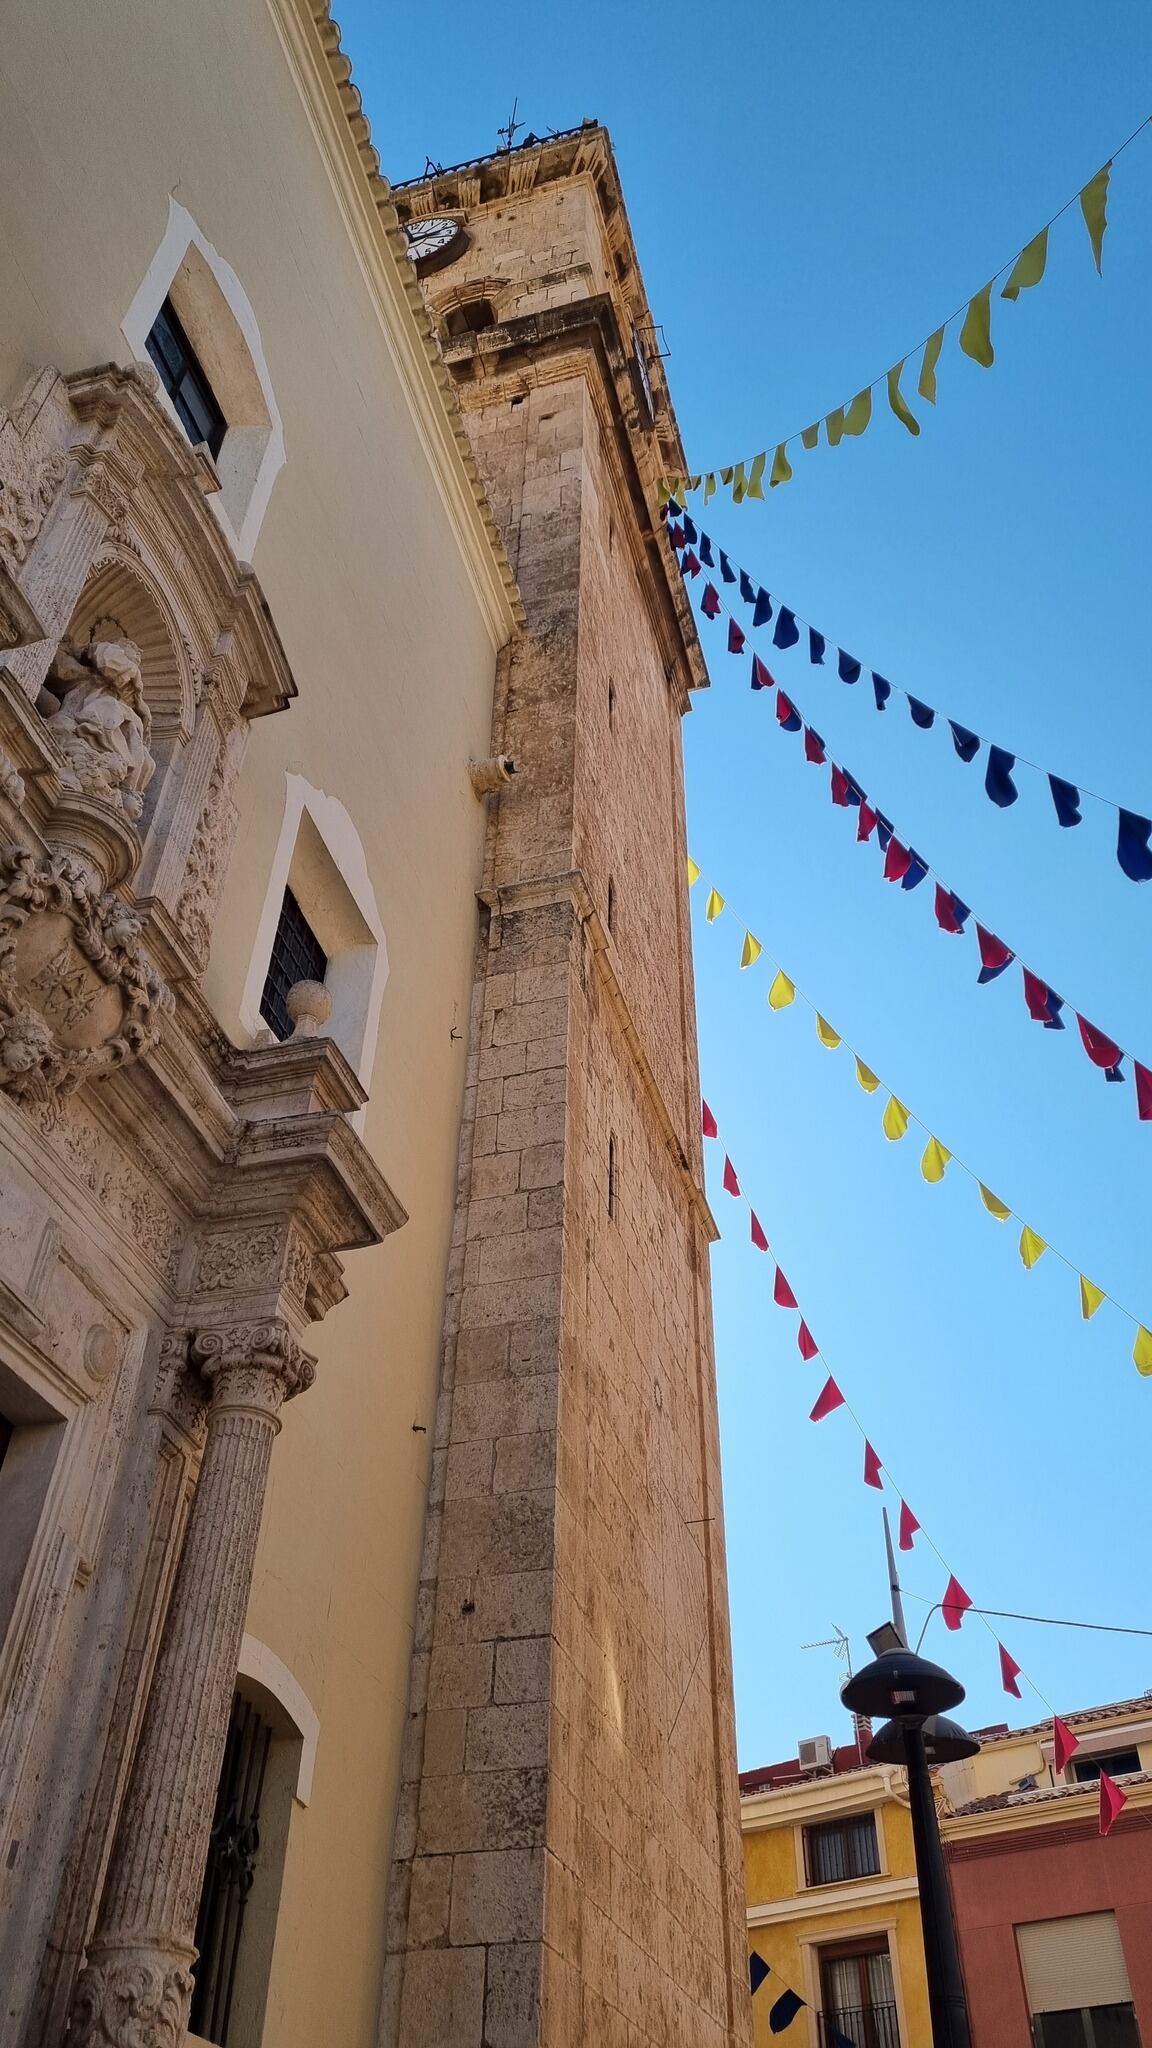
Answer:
[0,6,749,2046]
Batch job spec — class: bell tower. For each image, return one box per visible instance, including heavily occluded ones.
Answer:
[383,128,752,2048]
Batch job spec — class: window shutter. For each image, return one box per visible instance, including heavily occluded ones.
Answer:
[1017,1913,1132,2013]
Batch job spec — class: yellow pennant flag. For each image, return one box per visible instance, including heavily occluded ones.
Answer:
[815,1015,841,1051]
[882,1095,909,1141]
[746,450,767,500]
[1079,162,1111,274]
[886,360,920,436]
[855,1058,880,1094]
[979,1183,1011,1220]
[800,423,820,450]
[1001,227,1049,301]
[720,467,734,486]
[825,406,846,448]
[767,970,795,1011]
[686,474,701,493]
[703,473,717,503]
[686,856,701,887]
[960,283,995,367]
[1019,1226,1047,1270]
[740,931,762,969]
[1079,1275,1106,1320]
[1133,1326,1152,1376]
[920,1137,951,1183]
[843,387,873,437]
[731,461,748,505]
[705,888,724,923]
[918,327,945,403]
[770,443,793,487]
[656,478,674,506]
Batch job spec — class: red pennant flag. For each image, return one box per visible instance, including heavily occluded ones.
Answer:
[776,690,797,728]
[804,726,827,765]
[857,801,878,843]
[976,924,1015,981]
[773,1267,798,1309]
[809,1376,845,1422]
[1077,1014,1124,1070]
[999,1644,1022,1698]
[682,549,701,577]
[1135,1061,1152,1121]
[1052,1715,1079,1773]
[934,884,965,934]
[701,1098,718,1139]
[883,838,912,882]
[1023,968,1057,1023]
[751,654,775,691]
[796,1320,819,1361]
[830,766,852,807]
[722,1155,740,1197]
[750,1210,769,1252]
[898,1501,920,1551]
[1099,1770,1128,1837]
[701,582,721,619]
[942,1574,973,1631]
[863,1441,883,1489]
[727,616,746,656]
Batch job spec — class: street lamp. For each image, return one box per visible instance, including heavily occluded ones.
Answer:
[843,1647,979,2048]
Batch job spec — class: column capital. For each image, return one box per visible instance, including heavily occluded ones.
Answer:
[190,1318,316,1415]
[67,1946,194,2048]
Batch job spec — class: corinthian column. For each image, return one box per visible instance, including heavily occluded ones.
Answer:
[67,1322,314,2048]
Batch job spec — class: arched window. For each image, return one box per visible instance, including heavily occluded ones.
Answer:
[444,298,496,338]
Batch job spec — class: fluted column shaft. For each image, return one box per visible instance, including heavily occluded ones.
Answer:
[67,1323,313,2048]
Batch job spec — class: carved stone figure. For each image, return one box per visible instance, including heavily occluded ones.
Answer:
[39,638,155,822]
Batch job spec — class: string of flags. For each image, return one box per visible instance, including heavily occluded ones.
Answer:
[705,1101,1130,1840]
[691,860,1152,1375]
[666,506,1151,877]
[657,118,1150,506]
[678,554,1152,1120]
[749,1950,850,2040]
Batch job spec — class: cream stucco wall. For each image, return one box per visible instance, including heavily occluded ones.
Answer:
[0,3,515,2040]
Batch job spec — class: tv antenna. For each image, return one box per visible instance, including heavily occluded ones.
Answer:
[497,98,524,152]
[801,1624,853,1677]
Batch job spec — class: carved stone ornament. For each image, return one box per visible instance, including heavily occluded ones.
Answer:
[191,1320,316,1408]
[0,437,68,570]
[0,841,172,1119]
[0,747,25,806]
[67,1947,194,2048]
[38,637,155,822]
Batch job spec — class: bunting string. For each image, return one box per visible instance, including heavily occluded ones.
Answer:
[705,1104,1133,1834]
[680,558,1152,1122]
[691,861,1152,1376]
[657,118,1151,505]
[667,511,1151,876]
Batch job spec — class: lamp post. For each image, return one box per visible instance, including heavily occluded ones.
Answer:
[842,1647,978,2048]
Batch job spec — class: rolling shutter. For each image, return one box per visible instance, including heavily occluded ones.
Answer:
[1017,1913,1132,2013]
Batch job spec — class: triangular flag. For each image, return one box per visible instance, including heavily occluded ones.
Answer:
[1077,1015,1124,1070]
[701,1098,718,1139]
[768,971,795,1011]
[815,1015,841,1050]
[1138,1062,1152,1121]
[740,932,762,970]
[843,387,873,437]
[750,1210,769,1252]
[898,1501,919,1551]
[1019,1226,1048,1270]
[686,856,701,887]
[863,1441,883,1489]
[1133,1326,1152,1376]
[705,888,725,923]
[918,326,945,403]
[773,1267,798,1310]
[770,443,793,488]
[797,1320,818,1361]
[886,359,920,435]
[999,1644,1022,1698]
[959,283,995,367]
[979,1184,1012,1221]
[942,1574,973,1630]
[749,1953,771,1997]
[1100,1769,1128,1837]
[825,406,846,447]
[1001,227,1049,300]
[809,1377,845,1422]
[700,582,721,618]
[727,617,746,656]
[1079,162,1112,274]
[1079,1275,1105,1320]
[1053,1715,1079,1773]
[750,654,775,692]
[920,1137,951,1184]
[746,451,768,500]
[1117,808,1152,883]
[801,422,820,450]
[769,1989,805,2033]
[855,1058,880,1094]
[976,925,1015,984]
[882,1096,909,1141]
[722,1155,740,1197]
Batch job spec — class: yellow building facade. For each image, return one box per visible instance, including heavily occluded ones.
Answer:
[742,1754,930,2048]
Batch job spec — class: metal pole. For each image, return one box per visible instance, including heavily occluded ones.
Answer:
[883,1506,909,1648]
[902,1724,972,2048]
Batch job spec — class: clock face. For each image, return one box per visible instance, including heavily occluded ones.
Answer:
[403,216,465,268]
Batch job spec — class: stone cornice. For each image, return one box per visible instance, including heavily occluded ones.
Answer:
[265,0,524,646]
[741,1765,906,1831]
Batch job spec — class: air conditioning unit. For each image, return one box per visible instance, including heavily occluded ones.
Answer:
[798,1735,834,1771]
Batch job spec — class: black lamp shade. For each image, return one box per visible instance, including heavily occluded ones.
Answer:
[868,1715,981,1766]
[842,1648,965,1723]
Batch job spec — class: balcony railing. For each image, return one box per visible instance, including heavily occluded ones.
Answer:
[817,2002,901,2048]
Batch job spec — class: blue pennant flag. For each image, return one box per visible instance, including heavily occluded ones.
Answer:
[698,533,715,566]
[681,514,698,544]
[769,1989,805,2033]
[902,852,929,890]
[871,672,892,710]
[838,650,862,684]
[750,1954,771,1996]
[1117,809,1152,882]
[907,695,936,729]
[773,607,800,650]
[754,587,774,628]
[739,569,757,606]
[719,550,737,584]
[665,497,683,517]
[949,719,981,763]
[809,628,826,664]
[1048,774,1081,827]
[985,746,1018,807]
[875,814,894,851]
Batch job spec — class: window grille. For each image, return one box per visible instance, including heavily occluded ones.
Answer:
[259,888,328,1043]
[189,1692,274,2045]
[145,298,227,459]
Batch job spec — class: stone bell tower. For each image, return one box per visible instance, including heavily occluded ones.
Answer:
[383,128,752,2048]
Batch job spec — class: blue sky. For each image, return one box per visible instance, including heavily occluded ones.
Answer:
[338,1,1152,1765]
